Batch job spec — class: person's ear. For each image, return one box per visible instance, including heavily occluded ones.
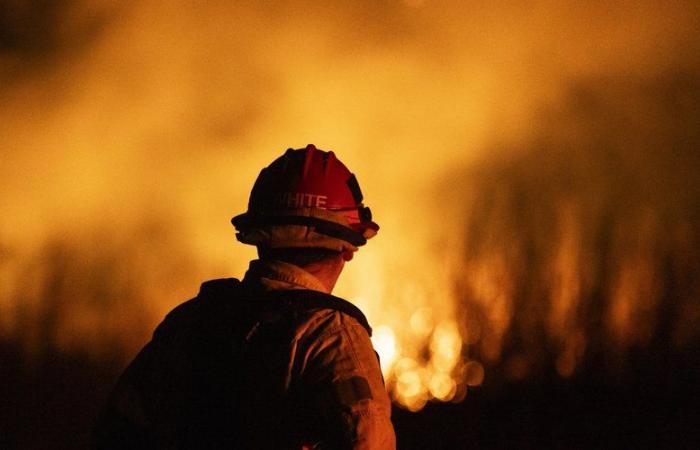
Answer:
[342,250,354,262]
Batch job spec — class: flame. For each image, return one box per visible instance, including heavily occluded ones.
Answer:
[371,325,398,373]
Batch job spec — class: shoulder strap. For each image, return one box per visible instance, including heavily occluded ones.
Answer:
[196,279,372,336]
[263,289,373,337]
[198,277,241,299]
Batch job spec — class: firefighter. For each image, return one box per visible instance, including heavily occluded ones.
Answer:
[94,145,396,449]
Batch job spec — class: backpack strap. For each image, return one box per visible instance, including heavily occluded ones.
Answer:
[263,289,372,337]
[198,277,241,299]
[196,279,372,336]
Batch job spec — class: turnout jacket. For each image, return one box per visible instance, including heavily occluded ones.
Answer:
[94,260,396,449]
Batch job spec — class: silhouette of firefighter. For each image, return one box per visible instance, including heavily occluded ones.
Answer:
[94,145,396,449]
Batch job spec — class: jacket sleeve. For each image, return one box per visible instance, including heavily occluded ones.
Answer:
[299,313,396,450]
[93,299,199,449]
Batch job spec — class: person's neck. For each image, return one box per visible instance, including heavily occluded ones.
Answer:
[299,259,344,293]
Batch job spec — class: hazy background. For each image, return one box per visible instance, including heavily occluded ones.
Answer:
[2,0,699,448]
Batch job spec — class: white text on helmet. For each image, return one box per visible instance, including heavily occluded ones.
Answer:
[274,192,328,209]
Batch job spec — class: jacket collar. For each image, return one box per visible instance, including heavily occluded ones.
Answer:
[242,259,330,294]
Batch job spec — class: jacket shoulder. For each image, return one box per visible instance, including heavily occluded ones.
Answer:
[260,289,372,337]
[155,278,241,337]
[291,290,372,336]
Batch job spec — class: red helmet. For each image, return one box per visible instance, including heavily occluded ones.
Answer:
[232,144,379,251]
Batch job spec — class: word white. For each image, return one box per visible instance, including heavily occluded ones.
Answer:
[273,192,328,208]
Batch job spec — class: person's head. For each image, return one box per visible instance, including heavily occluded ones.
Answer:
[232,144,379,289]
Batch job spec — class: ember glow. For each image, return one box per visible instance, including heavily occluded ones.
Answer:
[2,0,700,414]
